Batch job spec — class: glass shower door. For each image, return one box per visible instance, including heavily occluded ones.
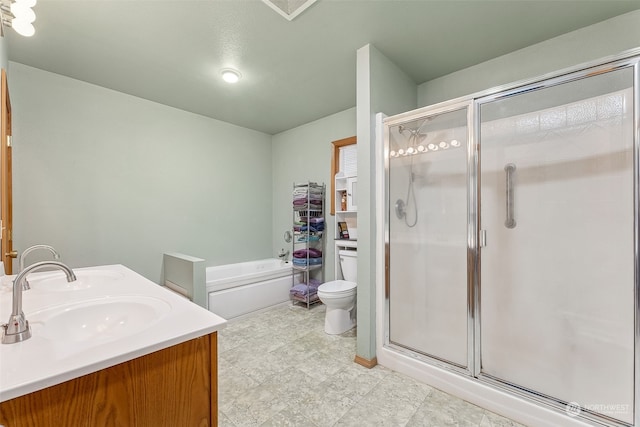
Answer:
[387,106,470,369]
[478,67,635,424]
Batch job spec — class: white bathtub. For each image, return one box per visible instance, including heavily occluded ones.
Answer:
[206,259,301,319]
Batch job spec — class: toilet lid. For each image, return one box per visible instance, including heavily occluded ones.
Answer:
[318,280,356,293]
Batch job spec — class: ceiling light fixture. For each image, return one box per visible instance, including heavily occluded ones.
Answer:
[221,68,241,84]
[1,0,37,37]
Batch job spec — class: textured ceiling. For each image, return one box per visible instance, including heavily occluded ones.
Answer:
[7,0,640,135]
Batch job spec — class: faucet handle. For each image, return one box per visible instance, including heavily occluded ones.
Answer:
[1,313,32,344]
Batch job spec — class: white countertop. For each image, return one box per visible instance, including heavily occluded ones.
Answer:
[0,264,227,402]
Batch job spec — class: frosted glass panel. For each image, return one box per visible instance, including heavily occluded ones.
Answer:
[388,108,468,367]
[479,68,634,424]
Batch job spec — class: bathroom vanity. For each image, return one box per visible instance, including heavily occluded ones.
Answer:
[0,264,226,426]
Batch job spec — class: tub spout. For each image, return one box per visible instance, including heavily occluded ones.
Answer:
[278,249,289,260]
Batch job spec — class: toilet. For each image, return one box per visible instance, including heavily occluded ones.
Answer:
[317,249,357,334]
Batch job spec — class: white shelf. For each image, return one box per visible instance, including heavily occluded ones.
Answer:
[334,174,357,279]
[335,239,358,249]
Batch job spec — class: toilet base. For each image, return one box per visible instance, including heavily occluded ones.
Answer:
[324,306,356,335]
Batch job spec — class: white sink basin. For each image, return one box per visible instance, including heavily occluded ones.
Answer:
[29,269,125,291]
[30,296,171,342]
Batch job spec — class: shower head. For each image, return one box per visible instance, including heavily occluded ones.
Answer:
[397,125,426,145]
[398,125,419,136]
[399,116,432,135]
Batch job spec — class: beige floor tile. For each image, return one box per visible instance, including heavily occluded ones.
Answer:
[217,303,524,427]
[296,383,357,427]
[222,381,289,426]
[218,410,236,427]
[481,411,528,427]
[218,362,261,411]
[260,407,319,427]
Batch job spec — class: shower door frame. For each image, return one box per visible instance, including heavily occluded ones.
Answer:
[382,47,640,427]
[383,99,476,377]
[474,57,640,426]
[473,57,639,427]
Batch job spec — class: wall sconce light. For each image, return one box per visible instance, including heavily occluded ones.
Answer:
[1,0,37,37]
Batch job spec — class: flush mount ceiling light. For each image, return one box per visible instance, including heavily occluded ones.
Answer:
[262,0,317,21]
[0,0,37,37]
[221,68,242,84]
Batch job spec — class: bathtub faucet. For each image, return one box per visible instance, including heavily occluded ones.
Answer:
[278,249,289,260]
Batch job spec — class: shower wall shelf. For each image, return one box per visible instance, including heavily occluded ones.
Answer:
[291,182,325,308]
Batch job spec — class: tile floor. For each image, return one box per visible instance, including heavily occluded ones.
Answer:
[218,303,526,427]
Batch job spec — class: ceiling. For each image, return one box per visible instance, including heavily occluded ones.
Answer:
[7,0,640,135]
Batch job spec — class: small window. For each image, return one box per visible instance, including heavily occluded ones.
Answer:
[330,136,356,215]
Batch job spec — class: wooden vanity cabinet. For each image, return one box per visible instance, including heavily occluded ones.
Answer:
[0,332,218,427]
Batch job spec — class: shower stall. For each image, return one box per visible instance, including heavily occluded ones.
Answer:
[380,49,639,427]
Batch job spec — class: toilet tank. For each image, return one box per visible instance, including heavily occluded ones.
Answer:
[339,250,357,282]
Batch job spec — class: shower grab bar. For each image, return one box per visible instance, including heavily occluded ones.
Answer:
[504,163,516,229]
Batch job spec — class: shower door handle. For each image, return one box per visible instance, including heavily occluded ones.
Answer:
[504,163,516,229]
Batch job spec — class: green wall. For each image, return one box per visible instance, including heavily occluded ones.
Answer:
[9,63,273,283]
[271,107,356,282]
[356,44,417,361]
[0,36,7,71]
[418,10,640,108]
[9,62,357,288]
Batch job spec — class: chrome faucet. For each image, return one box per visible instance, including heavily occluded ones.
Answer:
[18,245,61,290]
[278,248,289,260]
[1,261,76,344]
